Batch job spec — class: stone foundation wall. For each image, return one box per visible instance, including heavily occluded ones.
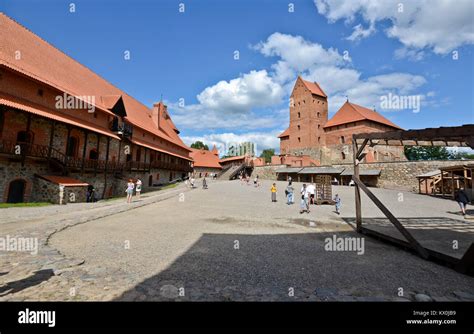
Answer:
[254,160,474,192]
[332,159,473,191]
[252,165,286,180]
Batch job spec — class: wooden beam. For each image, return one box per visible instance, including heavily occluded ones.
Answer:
[355,138,369,160]
[81,131,88,174]
[352,176,429,259]
[353,139,362,232]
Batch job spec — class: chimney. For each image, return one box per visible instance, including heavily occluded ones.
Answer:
[152,102,163,129]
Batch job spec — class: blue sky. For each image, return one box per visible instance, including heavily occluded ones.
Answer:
[2,0,474,154]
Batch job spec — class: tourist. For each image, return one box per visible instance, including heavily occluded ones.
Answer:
[300,184,310,214]
[307,182,316,205]
[334,194,341,215]
[202,177,208,189]
[286,183,294,205]
[125,179,134,203]
[135,178,142,199]
[454,188,469,216]
[288,176,292,185]
[190,177,195,188]
[271,183,277,202]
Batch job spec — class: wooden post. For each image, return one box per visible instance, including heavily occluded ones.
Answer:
[441,171,444,197]
[81,131,88,174]
[451,171,455,198]
[102,136,110,199]
[353,138,362,232]
[48,120,55,159]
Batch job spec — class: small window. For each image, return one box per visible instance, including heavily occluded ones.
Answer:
[298,137,301,143]
[318,137,320,143]
[89,149,98,160]
[340,136,345,144]
[318,124,320,129]
[297,112,300,118]
[297,125,300,130]
[317,112,320,118]
[341,152,346,160]
[37,89,44,97]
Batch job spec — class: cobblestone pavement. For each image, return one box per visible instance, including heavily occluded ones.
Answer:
[1,179,473,301]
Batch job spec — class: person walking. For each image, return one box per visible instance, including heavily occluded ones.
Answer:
[288,176,292,185]
[202,177,208,189]
[334,193,341,215]
[135,178,142,199]
[300,184,310,214]
[271,183,277,202]
[125,179,135,203]
[454,188,469,216]
[286,183,294,205]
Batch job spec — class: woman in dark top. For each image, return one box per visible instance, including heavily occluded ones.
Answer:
[454,188,469,216]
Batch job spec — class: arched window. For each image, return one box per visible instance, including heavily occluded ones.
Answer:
[317,112,320,118]
[297,125,300,130]
[340,136,345,144]
[298,137,301,143]
[341,152,346,160]
[297,112,300,118]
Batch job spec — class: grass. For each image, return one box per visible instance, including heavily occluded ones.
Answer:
[159,183,178,190]
[0,202,52,208]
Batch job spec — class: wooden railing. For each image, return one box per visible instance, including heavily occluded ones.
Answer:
[0,139,192,173]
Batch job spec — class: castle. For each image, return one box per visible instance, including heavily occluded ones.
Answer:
[277,77,406,165]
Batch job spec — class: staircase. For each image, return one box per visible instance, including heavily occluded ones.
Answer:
[218,164,248,180]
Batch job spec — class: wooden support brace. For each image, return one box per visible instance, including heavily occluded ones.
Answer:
[352,176,429,259]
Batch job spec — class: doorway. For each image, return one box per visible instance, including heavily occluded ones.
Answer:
[7,179,26,203]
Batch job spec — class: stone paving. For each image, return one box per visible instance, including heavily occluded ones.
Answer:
[1,179,473,301]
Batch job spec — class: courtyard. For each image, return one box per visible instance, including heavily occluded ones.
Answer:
[0,179,473,301]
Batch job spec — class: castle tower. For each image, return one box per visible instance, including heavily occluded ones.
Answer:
[279,76,328,158]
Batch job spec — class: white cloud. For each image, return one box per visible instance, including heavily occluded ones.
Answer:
[315,0,474,55]
[347,23,375,41]
[181,131,281,156]
[196,70,284,113]
[255,33,429,114]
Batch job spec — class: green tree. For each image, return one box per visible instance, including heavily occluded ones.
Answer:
[404,146,451,161]
[190,141,209,150]
[450,151,474,160]
[259,149,275,163]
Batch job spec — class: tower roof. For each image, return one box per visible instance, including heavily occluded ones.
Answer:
[324,101,402,130]
[211,145,219,155]
[299,77,327,98]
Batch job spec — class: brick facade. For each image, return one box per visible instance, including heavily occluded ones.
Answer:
[278,77,406,165]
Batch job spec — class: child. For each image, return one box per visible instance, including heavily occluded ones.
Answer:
[135,178,142,199]
[271,183,277,202]
[125,179,134,203]
[334,194,341,214]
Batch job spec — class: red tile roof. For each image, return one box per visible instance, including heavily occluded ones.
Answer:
[0,92,120,140]
[36,175,89,186]
[131,138,193,161]
[0,13,190,157]
[278,128,290,138]
[300,78,327,98]
[324,101,402,129]
[220,155,247,162]
[211,145,219,155]
[190,148,222,169]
